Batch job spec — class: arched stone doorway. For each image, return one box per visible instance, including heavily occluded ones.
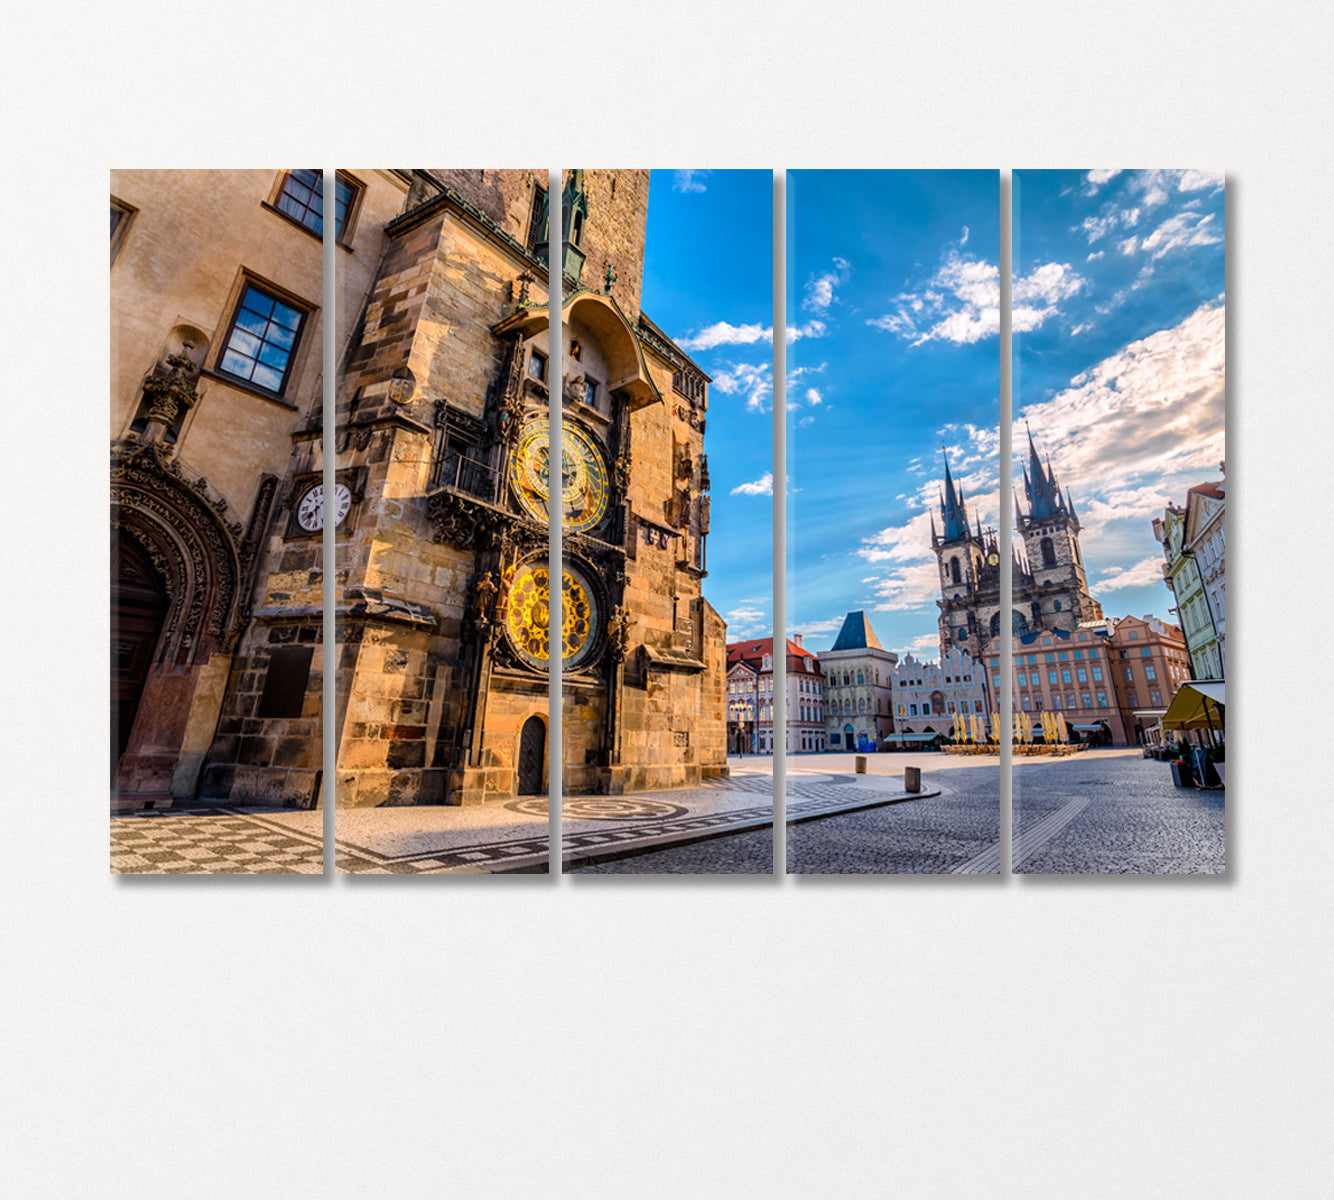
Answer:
[516,715,547,795]
[111,537,168,780]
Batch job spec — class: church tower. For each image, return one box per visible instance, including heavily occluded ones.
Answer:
[1013,425,1102,632]
[933,450,1002,664]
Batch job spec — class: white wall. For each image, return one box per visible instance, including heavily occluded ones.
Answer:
[3,3,1329,1197]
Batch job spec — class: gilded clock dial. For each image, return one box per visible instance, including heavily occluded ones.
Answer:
[509,419,609,535]
[504,559,600,671]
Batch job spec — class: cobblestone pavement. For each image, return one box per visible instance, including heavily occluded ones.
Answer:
[1014,750,1224,874]
[111,808,324,875]
[574,766,976,875]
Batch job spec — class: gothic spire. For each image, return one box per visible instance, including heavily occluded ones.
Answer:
[1023,423,1064,521]
[940,448,970,541]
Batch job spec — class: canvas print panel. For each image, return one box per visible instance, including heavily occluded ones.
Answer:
[111,170,327,873]
[1009,169,1225,874]
[553,169,774,874]
[785,169,1002,874]
[327,170,554,874]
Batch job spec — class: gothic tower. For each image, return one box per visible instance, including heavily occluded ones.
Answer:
[1013,425,1102,633]
[933,450,1002,668]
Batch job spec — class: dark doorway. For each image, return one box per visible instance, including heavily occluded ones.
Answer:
[111,537,168,780]
[517,715,546,795]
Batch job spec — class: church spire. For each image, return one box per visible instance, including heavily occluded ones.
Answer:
[1023,423,1064,521]
[940,448,970,540]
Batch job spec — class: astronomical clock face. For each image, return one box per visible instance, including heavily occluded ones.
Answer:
[509,418,609,535]
[505,559,601,671]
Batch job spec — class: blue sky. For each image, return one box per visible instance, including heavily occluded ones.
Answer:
[639,168,1224,660]
[640,170,774,641]
[1013,170,1225,627]
[785,170,1001,657]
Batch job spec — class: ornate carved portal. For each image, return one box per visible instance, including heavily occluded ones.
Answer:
[109,443,248,665]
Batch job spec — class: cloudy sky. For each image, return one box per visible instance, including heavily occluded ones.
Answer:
[786,170,1001,658]
[640,169,1224,659]
[1013,169,1225,625]
[641,170,775,641]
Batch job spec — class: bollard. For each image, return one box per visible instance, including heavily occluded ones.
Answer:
[904,765,921,793]
[855,755,867,774]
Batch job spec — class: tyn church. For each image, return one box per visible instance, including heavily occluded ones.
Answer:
[932,428,1103,703]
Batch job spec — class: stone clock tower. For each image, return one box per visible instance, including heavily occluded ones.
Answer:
[327,169,726,807]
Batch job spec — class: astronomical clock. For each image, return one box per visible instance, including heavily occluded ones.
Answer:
[424,272,639,800]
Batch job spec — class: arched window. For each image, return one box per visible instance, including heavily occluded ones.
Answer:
[858,699,866,713]
[950,557,961,584]
[1041,537,1056,568]
[857,672,864,685]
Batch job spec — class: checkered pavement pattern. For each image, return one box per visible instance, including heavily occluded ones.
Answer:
[335,836,550,874]
[111,809,324,875]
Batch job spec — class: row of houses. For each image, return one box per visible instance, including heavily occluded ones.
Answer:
[726,607,1192,754]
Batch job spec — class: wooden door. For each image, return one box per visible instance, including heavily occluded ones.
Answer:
[111,537,167,779]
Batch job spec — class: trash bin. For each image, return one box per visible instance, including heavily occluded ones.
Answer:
[904,765,921,793]
[855,755,867,774]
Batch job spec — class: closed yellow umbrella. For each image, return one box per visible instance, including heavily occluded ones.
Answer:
[991,713,1001,744]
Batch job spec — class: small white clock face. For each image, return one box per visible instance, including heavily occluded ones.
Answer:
[296,482,353,532]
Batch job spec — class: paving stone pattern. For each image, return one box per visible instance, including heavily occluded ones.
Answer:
[111,809,323,875]
[1014,753,1224,874]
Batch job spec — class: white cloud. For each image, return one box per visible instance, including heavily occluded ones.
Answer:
[1084,169,1123,190]
[869,250,1084,346]
[788,319,827,342]
[1087,250,1105,262]
[711,361,772,413]
[677,318,827,352]
[805,388,822,405]
[673,169,709,194]
[1176,169,1225,193]
[725,605,768,635]
[1094,556,1165,592]
[790,617,846,636]
[1139,211,1222,261]
[675,321,770,351]
[803,256,851,311]
[893,633,943,658]
[1016,301,1225,559]
[731,472,774,496]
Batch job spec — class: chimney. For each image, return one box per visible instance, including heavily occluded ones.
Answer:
[792,633,803,648]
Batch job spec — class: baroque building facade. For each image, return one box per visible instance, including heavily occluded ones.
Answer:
[1153,474,1225,680]
[887,649,987,740]
[111,168,727,812]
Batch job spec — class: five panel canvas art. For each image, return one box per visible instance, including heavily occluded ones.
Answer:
[110,169,1226,875]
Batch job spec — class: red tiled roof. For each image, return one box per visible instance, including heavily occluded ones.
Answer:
[726,636,817,668]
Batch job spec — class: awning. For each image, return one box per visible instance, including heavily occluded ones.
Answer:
[882,731,944,742]
[1070,723,1107,731]
[1160,680,1225,732]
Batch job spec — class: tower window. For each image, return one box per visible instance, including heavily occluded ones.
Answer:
[950,557,961,584]
[1040,537,1056,568]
